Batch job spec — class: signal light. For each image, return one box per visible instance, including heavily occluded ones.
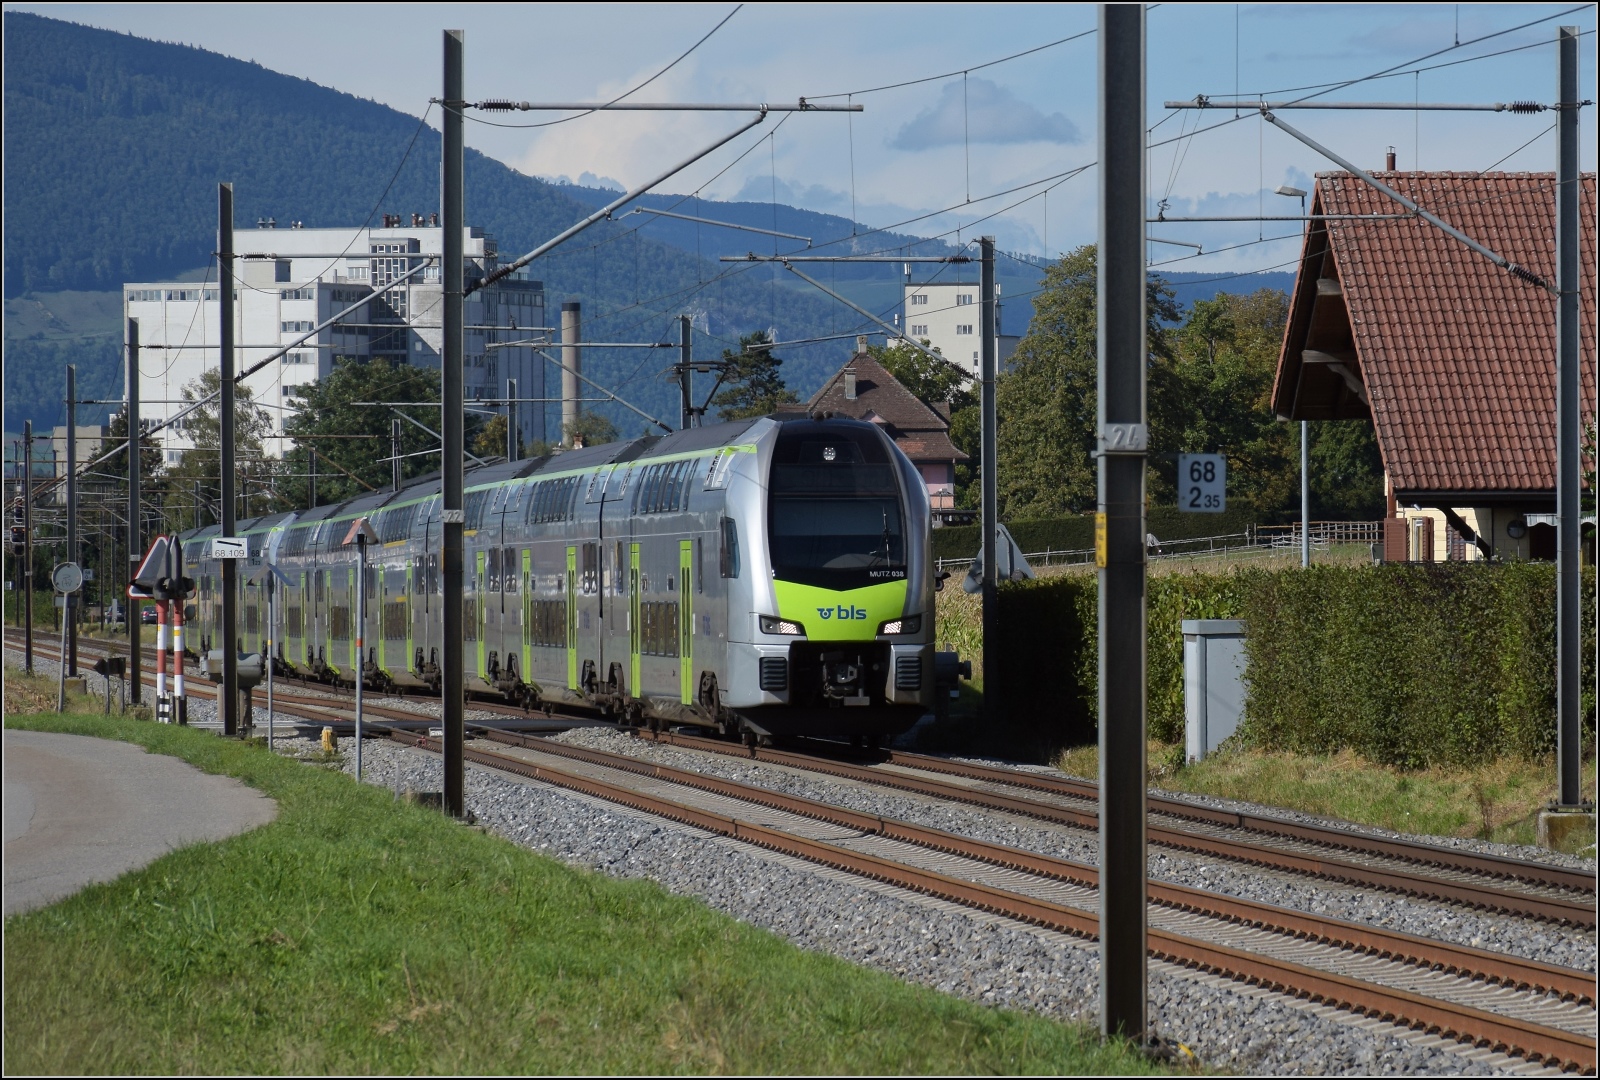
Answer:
[8,524,26,557]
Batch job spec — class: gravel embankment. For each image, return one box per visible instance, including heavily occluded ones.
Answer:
[541,728,1597,973]
[305,735,1552,1077]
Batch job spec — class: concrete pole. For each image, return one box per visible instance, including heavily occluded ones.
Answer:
[67,364,78,676]
[1554,26,1582,808]
[266,574,275,751]
[1301,420,1311,567]
[23,420,33,673]
[354,536,366,782]
[680,315,693,430]
[1096,2,1149,1041]
[392,419,403,492]
[126,318,141,702]
[441,29,467,818]
[506,378,518,461]
[979,238,999,714]
[220,182,239,737]
[561,302,582,445]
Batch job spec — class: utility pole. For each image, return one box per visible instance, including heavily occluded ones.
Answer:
[506,379,518,461]
[979,237,998,714]
[679,314,694,430]
[127,318,142,701]
[441,28,467,819]
[23,420,33,673]
[391,419,403,492]
[220,182,239,737]
[1301,421,1311,568]
[1097,2,1149,1042]
[562,302,582,444]
[67,364,78,676]
[1554,25,1583,811]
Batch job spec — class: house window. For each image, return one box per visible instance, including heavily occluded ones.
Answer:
[956,294,974,306]
[910,324,928,336]
[909,294,929,306]
[282,351,314,365]
[275,260,292,282]
[282,321,316,333]
[166,289,201,302]
[281,287,315,300]
[956,324,974,335]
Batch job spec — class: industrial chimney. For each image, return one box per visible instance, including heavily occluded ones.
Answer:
[561,302,582,446]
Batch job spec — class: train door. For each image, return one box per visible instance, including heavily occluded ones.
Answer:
[405,563,416,677]
[566,545,578,690]
[475,549,487,680]
[345,567,356,674]
[628,542,641,698]
[519,548,531,685]
[679,539,694,704]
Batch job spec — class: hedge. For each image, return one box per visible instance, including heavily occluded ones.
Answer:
[1243,563,1595,767]
[932,504,1265,563]
[966,563,1595,766]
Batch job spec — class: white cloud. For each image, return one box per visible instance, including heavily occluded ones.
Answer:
[889,78,1082,151]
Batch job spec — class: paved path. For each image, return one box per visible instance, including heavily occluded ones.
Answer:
[4,730,277,917]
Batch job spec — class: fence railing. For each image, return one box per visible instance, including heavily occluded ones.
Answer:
[933,521,1385,573]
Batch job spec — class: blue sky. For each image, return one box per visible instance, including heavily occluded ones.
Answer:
[12,2,1597,274]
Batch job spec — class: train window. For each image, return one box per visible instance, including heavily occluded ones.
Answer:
[696,536,704,593]
[581,543,599,595]
[486,549,501,592]
[489,487,506,515]
[614,540,626,594]
[720,517,740,578]
[504,549,519,593]
[508,483,527,517]
[585,468,607,503]
[564,476,579,519]
[465,489,491,530]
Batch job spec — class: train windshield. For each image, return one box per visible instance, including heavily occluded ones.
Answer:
[767,425,906,590]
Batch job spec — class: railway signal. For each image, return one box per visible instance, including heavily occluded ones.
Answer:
[130,535,191,723]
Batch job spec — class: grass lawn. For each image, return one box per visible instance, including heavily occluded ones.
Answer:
[1056,740,1598,852]
[3,695,1164,1075]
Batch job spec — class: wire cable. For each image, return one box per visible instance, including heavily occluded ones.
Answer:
[463,5,742,130]
[808,27,1095,100]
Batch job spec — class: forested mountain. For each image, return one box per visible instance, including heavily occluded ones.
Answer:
[0,11,845,430]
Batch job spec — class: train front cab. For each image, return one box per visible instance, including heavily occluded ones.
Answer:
[725,417,934,740]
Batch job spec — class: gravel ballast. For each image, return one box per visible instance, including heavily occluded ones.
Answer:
[320,733,1571,1076]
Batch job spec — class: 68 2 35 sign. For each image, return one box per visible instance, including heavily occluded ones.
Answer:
[1178,453,1226,513]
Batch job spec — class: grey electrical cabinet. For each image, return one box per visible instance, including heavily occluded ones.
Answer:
[1183,619,1247,762]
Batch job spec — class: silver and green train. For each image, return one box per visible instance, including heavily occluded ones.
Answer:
[181,415,955,741]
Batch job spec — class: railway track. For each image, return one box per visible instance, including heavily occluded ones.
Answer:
[7,632,588,734]
[14,629,1594,929]
[632,728,1598,929]
[388,725,1597,1073]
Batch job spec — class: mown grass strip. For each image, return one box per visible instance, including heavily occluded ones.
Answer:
[3,710,1165,1076]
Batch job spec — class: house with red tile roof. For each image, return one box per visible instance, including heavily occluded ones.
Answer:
[1271,171,1596,562]
[798,337,971,522]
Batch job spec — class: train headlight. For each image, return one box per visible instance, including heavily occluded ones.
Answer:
[759,614,806,636]
[877,614,922,635]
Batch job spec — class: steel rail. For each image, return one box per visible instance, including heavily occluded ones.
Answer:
[633,730,1596,927]
[871,745,1599,896]
[387,728,1595,1073]
[478,728,1595,1005]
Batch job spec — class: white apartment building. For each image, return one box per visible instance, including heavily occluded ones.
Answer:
[898,280,1019,381]
[124,218,546,465]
